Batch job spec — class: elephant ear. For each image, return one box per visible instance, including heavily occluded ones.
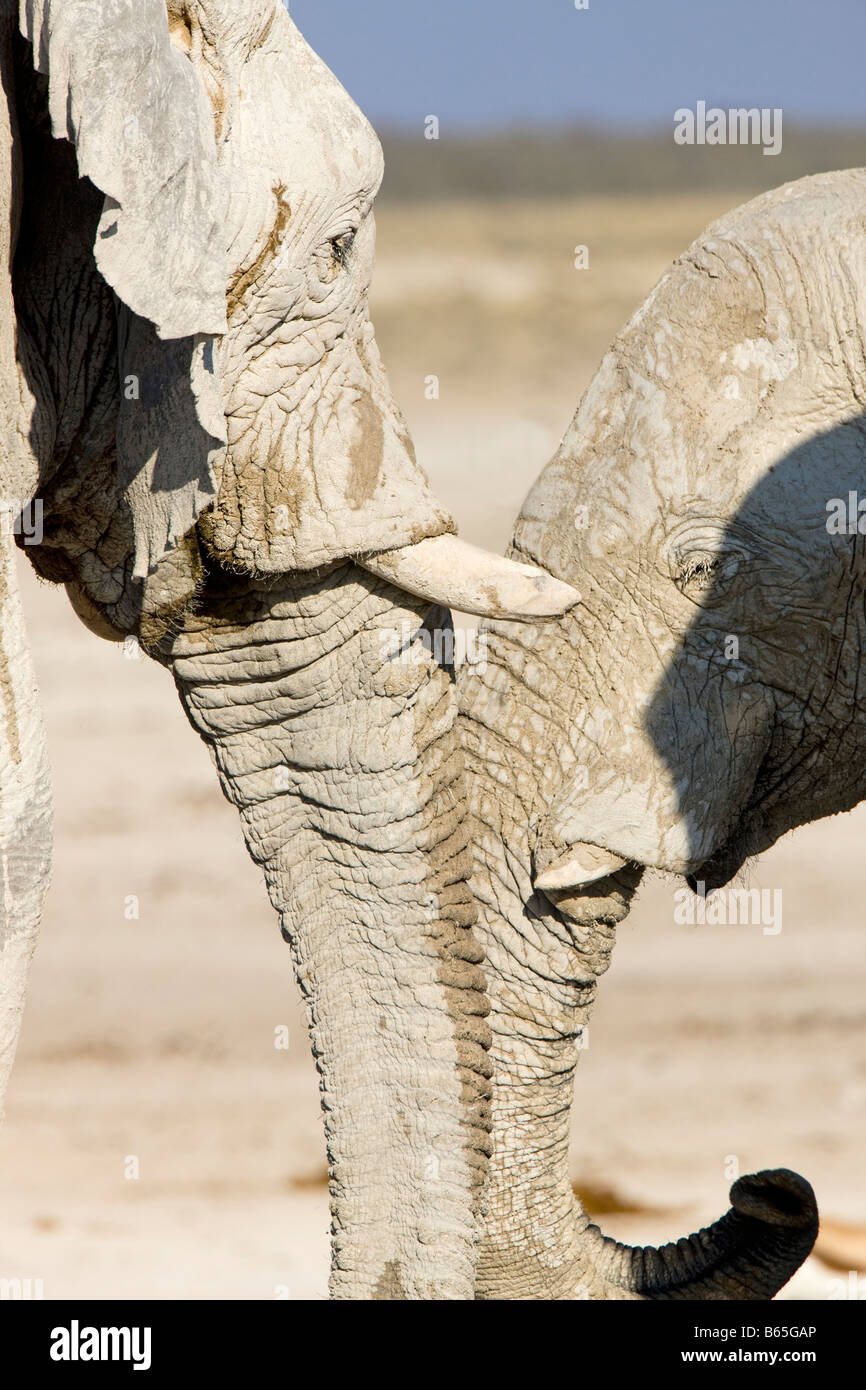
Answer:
[19,0,226,339]
[19,0,228,577]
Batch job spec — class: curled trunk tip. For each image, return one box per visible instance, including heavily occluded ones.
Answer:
[730,1167,818,1231]
[596,1167,818,1301]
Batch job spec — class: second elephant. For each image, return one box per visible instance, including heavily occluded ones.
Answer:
[458,170,866,1298]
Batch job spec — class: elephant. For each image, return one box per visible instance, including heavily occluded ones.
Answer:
[0,0,581,1300]
[457,169,866,1297]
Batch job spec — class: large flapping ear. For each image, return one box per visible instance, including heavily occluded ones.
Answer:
[19,0,226,339]
[19,0,228,578]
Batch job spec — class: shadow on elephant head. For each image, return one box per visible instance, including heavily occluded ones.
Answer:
[460,170,866,1297]
[1,0,585,1301]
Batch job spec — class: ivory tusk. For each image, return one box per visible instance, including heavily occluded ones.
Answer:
[535,843,629,891]
[359,535,581,621]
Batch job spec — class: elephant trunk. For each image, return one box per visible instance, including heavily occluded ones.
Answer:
[584,1169,819,1299]
[460,622,817,1300]
[164,562,491,1300]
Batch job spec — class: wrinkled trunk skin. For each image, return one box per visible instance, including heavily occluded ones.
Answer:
[460,619,818,1300]
[162,562,491,1299]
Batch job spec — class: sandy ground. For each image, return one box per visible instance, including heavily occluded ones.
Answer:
[0,194,864,1300]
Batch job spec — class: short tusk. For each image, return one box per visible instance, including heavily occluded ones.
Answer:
[535,843,629,891]
[359,535,581,621]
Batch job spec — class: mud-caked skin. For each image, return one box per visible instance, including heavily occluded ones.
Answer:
[165,565,493,1298]
[1,0,845,1301]
[517,171,866,891]
[460,171,866,1298]
[462,617,818,1299]
[0,0,579,1300]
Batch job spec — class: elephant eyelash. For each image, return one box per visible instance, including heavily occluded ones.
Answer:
[330,231,357,266]
[673,549,745,604]
[311,231,358,287]
[677,555,722,590]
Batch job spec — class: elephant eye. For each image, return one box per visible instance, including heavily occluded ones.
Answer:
[673,550,740,604]
[331,231,356,266]
[678,554,721,590]
[312,231,358,286]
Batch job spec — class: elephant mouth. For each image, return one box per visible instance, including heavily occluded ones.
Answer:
[533,845,643,925]
[533,741,778,903]
[683,755,778,892]
[686,844,749,894]
[685,816,769,893]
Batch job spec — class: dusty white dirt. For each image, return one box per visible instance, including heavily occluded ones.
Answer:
[0,195,863,1300]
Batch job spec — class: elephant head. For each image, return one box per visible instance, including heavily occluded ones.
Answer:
[458,171,866,1297]
[2,0,580,1298]
[15,0,576,630]
[522,170,866,899]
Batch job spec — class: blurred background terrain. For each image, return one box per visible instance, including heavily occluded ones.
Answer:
[1,0,865,1300]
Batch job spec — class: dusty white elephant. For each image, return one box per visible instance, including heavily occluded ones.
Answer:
[0,0,579,1299]
[458,170,866,1297]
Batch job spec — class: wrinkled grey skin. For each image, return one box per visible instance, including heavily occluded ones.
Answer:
[0,0,581,1300]
[459,171,866,1297]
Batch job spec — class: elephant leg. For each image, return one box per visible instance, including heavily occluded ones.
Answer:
[165,562,491,1299]
[0,519,52,1114]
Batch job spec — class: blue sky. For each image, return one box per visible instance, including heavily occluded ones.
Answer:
[288,0,866,130]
